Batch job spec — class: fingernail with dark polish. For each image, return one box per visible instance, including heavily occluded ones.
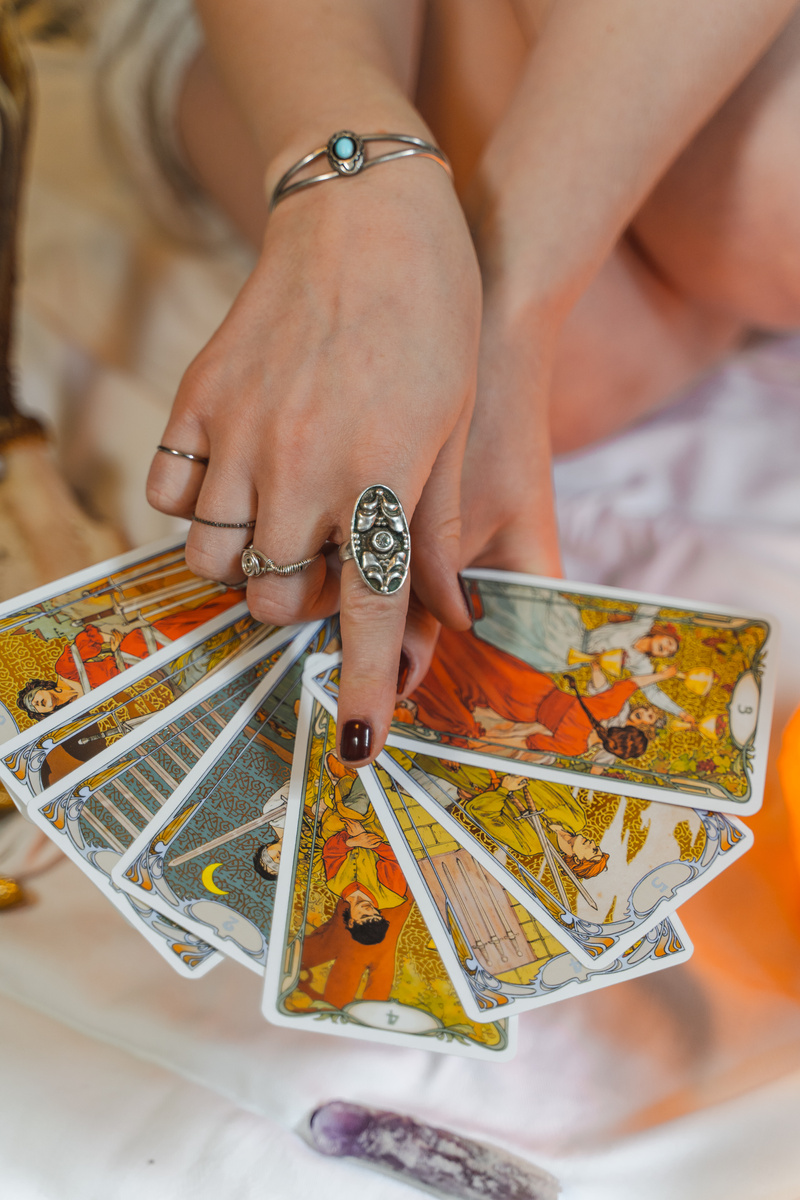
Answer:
[397,650,411,695]
[341,719,373,762]
[458,574,475,624]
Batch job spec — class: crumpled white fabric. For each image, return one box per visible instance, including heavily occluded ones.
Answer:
[4,36,800,1200]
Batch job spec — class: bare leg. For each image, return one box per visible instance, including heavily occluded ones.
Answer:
[176,0,800,455]
[634,3,800,331]
[177,47,269,247]
[416,0,772,454]
[551,4,800,451]
[548,240,744,453]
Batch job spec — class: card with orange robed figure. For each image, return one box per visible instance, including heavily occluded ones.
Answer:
[263,688,515,1059]
[0,539,244,777]
[309,570,777,816]
[0,602,275,805]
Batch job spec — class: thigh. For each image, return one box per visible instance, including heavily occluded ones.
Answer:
[633,3,800,329]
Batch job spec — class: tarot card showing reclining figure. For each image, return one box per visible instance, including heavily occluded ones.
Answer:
[359,761,693,1022]
[263,689,516,1059]
[0,538,243,767]
[310,571,776,815]
[0,602,275,805]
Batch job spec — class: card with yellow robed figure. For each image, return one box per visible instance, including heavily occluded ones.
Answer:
[305,658,752,969]
[357,760,693,1024]
[263,687,515,1059]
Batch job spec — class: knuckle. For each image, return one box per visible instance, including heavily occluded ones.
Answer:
[339,666,393,699]
[176,356,221,414]
[146,477,191,516]
[343,580,403,628]
[184,542,231,583]
[416,512,462,567]
[246,581,315,628]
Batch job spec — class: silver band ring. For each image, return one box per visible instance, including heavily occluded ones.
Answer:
[341,484,410,595]
[241,544,321,578]
[157,444,209,466]
[192,514,256,529]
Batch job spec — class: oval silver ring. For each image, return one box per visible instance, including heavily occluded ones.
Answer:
[341,484,410,595]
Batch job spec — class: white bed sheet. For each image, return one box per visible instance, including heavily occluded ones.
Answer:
[2,39,800,1200]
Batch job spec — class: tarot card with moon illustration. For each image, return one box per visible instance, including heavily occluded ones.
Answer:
[24,623,309,976]
[112,619,340,973]
[304,661,752,968]
[262,688,516,1059]
[359,762,693,1022]
[319,571,776,815]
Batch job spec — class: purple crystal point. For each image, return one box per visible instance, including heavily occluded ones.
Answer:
[309,1102,373,1157]
[306,1101,560,1200]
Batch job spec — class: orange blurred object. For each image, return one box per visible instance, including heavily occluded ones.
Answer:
[778,704,800,872]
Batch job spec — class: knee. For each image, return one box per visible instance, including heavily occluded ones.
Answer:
[713,197,800,329]
[635,152,800,331]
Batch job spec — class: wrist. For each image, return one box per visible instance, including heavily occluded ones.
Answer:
[260,134,471,275]
[467,147,610,328]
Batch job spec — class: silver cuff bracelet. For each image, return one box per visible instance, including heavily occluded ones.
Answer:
[269,131,452,211]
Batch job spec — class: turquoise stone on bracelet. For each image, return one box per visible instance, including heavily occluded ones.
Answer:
[334,135,356,160]
[325,131,365,176]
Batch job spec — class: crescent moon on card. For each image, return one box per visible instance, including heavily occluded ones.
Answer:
[201,862,229,896]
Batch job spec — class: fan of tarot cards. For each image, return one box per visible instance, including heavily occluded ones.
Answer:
[0,538,777,1062]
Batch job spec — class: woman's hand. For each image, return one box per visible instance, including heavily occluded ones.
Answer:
[147,164,480,764]
[393,261,566,692]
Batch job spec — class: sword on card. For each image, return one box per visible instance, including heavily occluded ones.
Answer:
[515,798,598,912]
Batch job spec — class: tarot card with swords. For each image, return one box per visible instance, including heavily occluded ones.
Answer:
[359,760,693,1022]
[377,745,751,968]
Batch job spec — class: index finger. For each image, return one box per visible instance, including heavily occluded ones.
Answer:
[335,485,412,766]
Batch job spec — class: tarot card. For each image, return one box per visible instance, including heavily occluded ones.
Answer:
[0,538,244,769]
[262,687,515,1059]
[347,571,776,815]
[112,619,341,974]
[0,601,274,805]
[304,662,752,967]
[25,624,309,976]
[360,762,693,1022]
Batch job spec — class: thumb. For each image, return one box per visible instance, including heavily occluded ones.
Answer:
[460,410,564,578]
[409,414,473,632]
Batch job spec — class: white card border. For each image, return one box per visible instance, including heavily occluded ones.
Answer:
[363,754,695,1022]
[304,657,753,968]
[111,623,326,975]
[262,685,517,1061]
[23,623,304,976]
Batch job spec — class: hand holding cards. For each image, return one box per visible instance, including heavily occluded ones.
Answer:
[1,545,777,1058]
